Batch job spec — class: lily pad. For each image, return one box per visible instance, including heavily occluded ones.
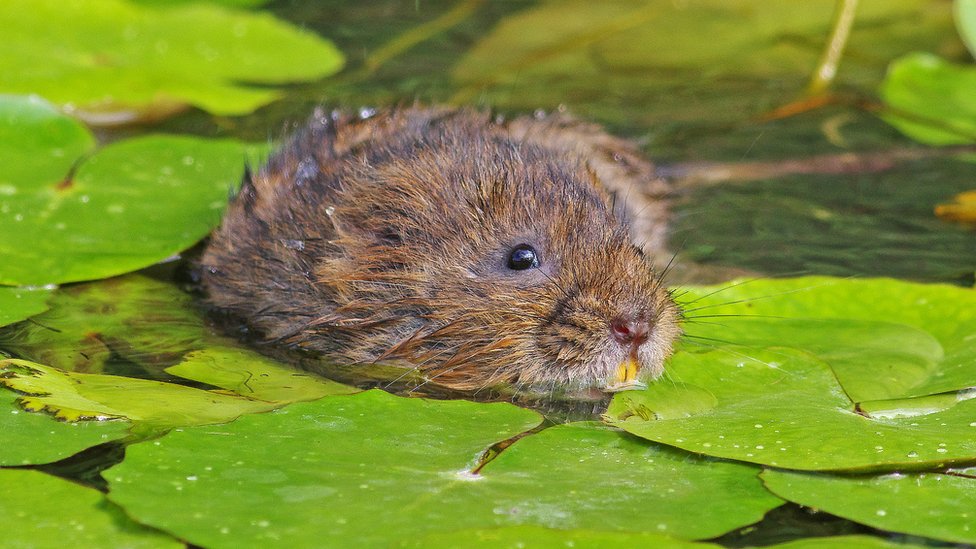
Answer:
[879,52,976,145]
[400,526,723,548]
[762,469,976,544]
[0,469,181,548]
[767,536,930,549]
[105,391,780,548]
[0,96,263,285]
[606,347,976,471]
[0,0,343,123]
[0,388,130,466]
[0,358,349,429]
[0,286,50,329]
[677,277,976,401]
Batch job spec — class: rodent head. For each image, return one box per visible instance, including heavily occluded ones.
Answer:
[309,118,682,394]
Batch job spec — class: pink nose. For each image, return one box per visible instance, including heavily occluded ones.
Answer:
[610,317,650,346]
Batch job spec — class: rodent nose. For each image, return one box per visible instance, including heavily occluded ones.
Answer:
[610,316,650,346]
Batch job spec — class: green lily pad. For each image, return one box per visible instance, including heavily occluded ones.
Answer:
[0,0,343,123]
[0,96,264,285]
[958,0,976,57]
[606,347,976,471]
[762,469,976,544]
[0,469,181,548]
[400,526,722,549]
[105,391,780,547]
[879,52,976,145]
[473,423,783,539]
[677,277,976,401]
[0,388,130,466]
[0,286,50,328]
[766,536,930,549]
[0,358,348,429]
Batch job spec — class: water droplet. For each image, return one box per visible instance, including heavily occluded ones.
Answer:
[182,155,195,166]
[0,184,16,196]
[876,509,887,517]
[79,194,90,204]
[281,239,305,251]
[754,424,763,429]
[186,475,197,481]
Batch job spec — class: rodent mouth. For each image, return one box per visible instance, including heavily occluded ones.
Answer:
[602,357,648,392]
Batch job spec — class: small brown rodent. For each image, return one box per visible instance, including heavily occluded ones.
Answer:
[200,106,681,395]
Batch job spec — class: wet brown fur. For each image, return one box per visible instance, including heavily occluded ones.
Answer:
[200,107,681,392]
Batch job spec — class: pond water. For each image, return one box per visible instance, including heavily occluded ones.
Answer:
[3,1,976,547]
[153,0,976,285]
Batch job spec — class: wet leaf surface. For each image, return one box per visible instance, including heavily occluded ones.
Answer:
[105,392,781,547]
[0,356,352,429]
[0,388,130,466]
[880,52,976,144]
[0,469,181,548]
[762,469,976,544]
[675,277,976,401]
[399,525,723,548]
[0,286,50,329]
[0,0,343,123]
[0,96,265,285]
[606,345,976,471]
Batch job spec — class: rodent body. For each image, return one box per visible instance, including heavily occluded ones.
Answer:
[200,107,681,394]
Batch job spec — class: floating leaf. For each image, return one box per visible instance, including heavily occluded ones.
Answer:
[606,347,976,471]
[677,277,976,401]
[0,96,264,285]
[0,0,343,123]
[955,0,976,59]
[762,469,976,544]
[767,536,930,549]
[0,388,130,466]
[105,391,780,547]
[0,469,181,548]
[880,52,976,145]
[0,286,50,329]
[400,526,723,548]
[0,358,348,429]
[935,189,976,225]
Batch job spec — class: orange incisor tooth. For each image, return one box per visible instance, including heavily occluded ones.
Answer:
[616,357,639,383]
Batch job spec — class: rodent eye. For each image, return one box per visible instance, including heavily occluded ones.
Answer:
[507,244,540,271]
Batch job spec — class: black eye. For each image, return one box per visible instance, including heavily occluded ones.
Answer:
[507,244,540,270]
